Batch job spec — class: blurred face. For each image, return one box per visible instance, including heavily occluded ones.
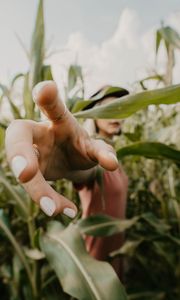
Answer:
[95,97,122,139]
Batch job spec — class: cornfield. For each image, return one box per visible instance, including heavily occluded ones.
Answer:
[0,1,180,299]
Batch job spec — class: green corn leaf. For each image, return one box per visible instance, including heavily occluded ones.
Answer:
[11,73,24,87]
[23,72,34,119]
[42,288,69,300]
[90,86,128,101]
[68,65,78,91]
[0,209,10,230]
[71,99,92,113]
[15,32,30,61]
[68,65,83,92]
[41,65,54,81]
[66,96,82,111]
[12,254,23,295]
[166,235,180,246]
[0,126,5,150]
[78,213,170,239]
[0,122,7,130]
[78,214,139,237]
[24,247,45,260]
[140,213,170,234]
[117,142,180,163]
[157,26,180,52]
[0,209,34,292]
[0,83,22,119]
[156,29,162,54]
[128,291,165,300]
[40,221,127,300]
[110,240,143,258]
[8,97,22,119]
[22,0,45,119]
[29,0,45,88]
[74,84,180,119]
[0,169,28,219]
[0,83,9,95]
[72,86,129,113]
[152,241,175,268]
[139,74,164,90]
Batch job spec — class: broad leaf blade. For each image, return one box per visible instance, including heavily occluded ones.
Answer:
[0,127,5,150]
[7,97,22,119]
[23,0,45,119]
[139,74,164,90]
[0,169,28,218]
[110,240,143,258]
[11,73,24,87]
[90,86,128,101]
[68,65,78,91]
[23,72,34,119]
[41,65,53,81]
[68,65,83,91]
[74,84,180,119]
[40,221,127,300]
[71,99,92,113]
[78,215,139,237]
[156,30,162,54]
[141,213,170,234]
[0,209,33,290]
[159,26,180,50]
[117,142,180,163]
[29,0,45,88]
[72,86,129,113]
[0,84,22,119]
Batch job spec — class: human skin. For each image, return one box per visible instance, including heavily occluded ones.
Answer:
[79,98,128,279]
[95,98,122,139]
[5,81,119,218]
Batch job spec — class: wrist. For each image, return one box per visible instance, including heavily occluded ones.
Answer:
[67,167,97,185]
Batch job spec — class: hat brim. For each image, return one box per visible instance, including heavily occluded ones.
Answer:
[83,86,129,110]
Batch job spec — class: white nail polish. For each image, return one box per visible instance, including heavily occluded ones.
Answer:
[108,152,118,163]
[63,208,77,219]
[40,197,56,216]
[32,81,53,103]
[11,156,27,178]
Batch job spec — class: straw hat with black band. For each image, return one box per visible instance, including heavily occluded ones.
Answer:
[83,85,129,110]
[83,85,129,137]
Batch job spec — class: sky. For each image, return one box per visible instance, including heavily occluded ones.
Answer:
[0,0,180,96]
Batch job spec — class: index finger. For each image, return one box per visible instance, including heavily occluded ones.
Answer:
[32,81,71,124]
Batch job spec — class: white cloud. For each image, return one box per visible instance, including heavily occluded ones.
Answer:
[49,8,180,97]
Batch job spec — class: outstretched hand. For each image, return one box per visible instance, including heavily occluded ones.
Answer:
[5,81,118,218]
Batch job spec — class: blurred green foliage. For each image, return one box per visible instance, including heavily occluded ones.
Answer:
[0,1,180,300]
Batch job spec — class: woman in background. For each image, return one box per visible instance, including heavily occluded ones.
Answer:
[77,86,129,279]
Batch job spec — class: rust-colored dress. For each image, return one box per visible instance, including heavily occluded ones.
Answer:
[78,166,128,279]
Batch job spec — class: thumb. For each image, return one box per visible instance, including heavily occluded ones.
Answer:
[89,139,119,171]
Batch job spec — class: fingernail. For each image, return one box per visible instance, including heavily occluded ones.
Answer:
[108,152,118,163]
[11,155,27,178]
[32,81,53,103]
[40,196,56,217]
[63,208,77,219]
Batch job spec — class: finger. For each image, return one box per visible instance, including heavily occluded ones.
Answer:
[23,170,77,218]
[5,120,39,183]
[32,81,70,124]
[88,139,119,171]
